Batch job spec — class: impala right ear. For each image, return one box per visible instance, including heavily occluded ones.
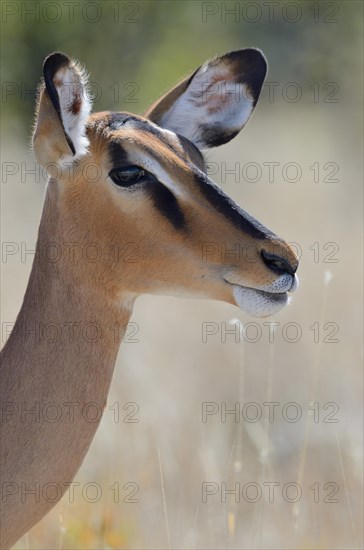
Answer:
[145,48,267,150]
[33,52,92,170]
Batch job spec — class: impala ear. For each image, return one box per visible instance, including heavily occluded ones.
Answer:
[33,52,92,169]
[145,48,267,150]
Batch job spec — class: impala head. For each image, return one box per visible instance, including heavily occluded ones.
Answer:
[33,50,298,317]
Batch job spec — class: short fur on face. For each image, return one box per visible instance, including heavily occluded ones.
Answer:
[33,50,298,317]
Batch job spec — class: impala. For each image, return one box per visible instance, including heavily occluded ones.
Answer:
[0,49,298,547]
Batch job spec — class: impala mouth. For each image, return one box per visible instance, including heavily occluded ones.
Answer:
[224,277,297,317]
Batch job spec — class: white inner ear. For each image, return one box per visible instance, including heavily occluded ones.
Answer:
[158,64,254,148]
[54,64,92,161]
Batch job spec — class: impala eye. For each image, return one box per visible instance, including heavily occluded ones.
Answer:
[109,165,147,187]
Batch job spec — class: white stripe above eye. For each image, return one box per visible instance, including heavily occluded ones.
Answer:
[121,144,186,198]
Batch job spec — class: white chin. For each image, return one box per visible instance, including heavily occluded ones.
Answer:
[232,285,288,317]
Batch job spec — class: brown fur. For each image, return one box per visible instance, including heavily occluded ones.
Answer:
[0,52,298,548]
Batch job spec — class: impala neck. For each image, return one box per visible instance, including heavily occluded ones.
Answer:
[0,180,133,547]
[3,178,133,398]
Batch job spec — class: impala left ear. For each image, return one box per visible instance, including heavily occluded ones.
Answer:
[145,48,267,149]
[33,52,92,169]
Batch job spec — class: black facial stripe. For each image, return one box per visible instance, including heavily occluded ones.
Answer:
[108,130,269,238]
[108,141,186,231]
[108,141,129,167]
[176,134,205,171]
[195,173,274,240]
[146,180,186,231]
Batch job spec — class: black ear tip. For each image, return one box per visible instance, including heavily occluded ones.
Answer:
[224,48,267,66]
[234,48,268,78]
[244,48,267,74]
[43,52,70,80]
[229,48,268,105]
[220,48,267,90]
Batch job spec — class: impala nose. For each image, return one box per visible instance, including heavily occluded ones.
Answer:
[261,249,297,277]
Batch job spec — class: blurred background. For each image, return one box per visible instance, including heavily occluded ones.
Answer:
[1,1,363,548]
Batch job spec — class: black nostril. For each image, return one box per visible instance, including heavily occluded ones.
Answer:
[261,250,295,277]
